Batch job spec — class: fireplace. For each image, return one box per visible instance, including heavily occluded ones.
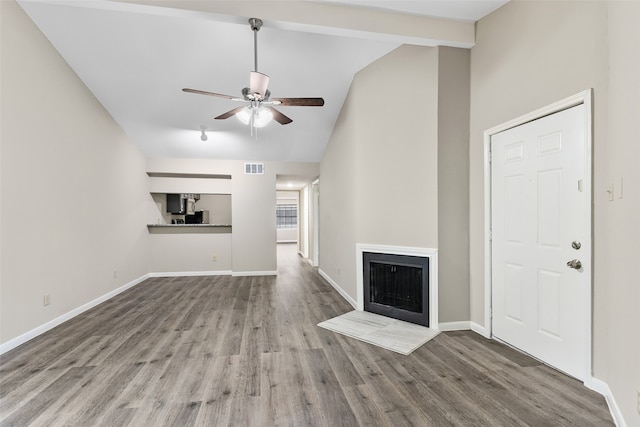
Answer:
[356,244,438,330]
[363,252,430,327]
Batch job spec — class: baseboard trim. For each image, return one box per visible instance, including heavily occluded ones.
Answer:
[587,378,627,427]
[439,321,471,331]
[470,321,491,338]
[0,273,150,355]
[318,269,357,309]
[149,270,278,277]
[231,270,278,277]
[149,270,232,277]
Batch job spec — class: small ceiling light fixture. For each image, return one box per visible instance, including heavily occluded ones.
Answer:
[200,126,208,141]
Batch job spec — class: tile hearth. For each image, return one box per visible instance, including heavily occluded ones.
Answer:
[318,310,439,355]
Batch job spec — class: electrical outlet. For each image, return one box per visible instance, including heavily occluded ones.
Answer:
[212,254,217,262]
[43,294,51,306]
[113,270,118,279]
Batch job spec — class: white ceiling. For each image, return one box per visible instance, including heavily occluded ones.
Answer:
[18,0,507,164]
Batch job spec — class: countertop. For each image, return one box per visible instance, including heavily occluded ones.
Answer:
[146,224,232,228]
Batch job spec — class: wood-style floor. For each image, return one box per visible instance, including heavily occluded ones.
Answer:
[0,244,614,426]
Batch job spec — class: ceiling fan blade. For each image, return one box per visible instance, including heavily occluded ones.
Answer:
[183,88,236,99]
[271,97,325,107]
[215,106,246,120]
[268,107,293,125]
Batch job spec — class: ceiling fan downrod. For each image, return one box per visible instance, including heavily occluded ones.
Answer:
[248,18,263,72]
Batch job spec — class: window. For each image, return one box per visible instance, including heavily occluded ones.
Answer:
[276,204,297,229]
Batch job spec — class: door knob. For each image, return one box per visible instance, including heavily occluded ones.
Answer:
[567,259,582,270]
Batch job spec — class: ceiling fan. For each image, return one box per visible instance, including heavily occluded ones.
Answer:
[182,18,324,133]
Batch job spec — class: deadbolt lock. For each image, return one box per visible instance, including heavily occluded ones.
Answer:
[571,241,582,250]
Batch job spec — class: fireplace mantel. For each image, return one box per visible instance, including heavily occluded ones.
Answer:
[356,243,439,330]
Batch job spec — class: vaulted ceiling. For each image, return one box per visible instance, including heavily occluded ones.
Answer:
[18,0,507,163]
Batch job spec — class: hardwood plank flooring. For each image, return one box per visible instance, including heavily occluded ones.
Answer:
[0,244,614,426]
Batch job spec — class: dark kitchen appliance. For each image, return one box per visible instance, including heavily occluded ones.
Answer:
[185,210,209,224]
[166,194,185,214]
[166,193,200,214]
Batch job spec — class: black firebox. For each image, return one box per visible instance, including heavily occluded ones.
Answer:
[363,252,430,327]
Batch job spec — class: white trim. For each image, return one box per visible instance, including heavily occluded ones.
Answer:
[356,243,439,330]
[231,270,278,277]
[148,270,232,277]
[0,273,150,355]
[587,378,627,427]
[311,180,320,267]
[483,89,593,382]
[438,321,471,331]
[318,269,357,309]
[470,321,490,338]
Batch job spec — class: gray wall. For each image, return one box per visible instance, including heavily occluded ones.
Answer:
[1,2,151,344]
[320,44,471,323]
[470,1,639,424]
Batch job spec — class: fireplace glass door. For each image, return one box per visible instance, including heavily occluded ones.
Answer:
[369,262,423,313]
[363,252,429,327]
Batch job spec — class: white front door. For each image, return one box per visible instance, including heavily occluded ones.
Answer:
[491,104,589,380]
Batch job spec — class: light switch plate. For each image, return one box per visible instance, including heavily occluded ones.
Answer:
[617,177,623,199]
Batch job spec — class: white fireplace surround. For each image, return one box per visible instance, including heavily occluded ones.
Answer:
[356,243,439,330]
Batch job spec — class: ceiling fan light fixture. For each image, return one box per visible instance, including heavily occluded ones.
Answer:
[249,71,270,99]
[200,126,208,141]
[236,106,273,128]
[236,107,251,125]
[254,107,273,128]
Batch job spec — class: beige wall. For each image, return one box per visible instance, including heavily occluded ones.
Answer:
[604,2,640,424]
[320,45,471,322]
[146,159,319,274]
[437,47,471,322]
[353,45,439,248]
[470,1,639,424]
[1,2,151,344]
[319,83,359,297]
[148,230,232,273]
[194,194,232,225]
[147,193,233,274]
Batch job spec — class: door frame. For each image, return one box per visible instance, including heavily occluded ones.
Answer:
[312,179,320,267]
[482,89,593,383]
